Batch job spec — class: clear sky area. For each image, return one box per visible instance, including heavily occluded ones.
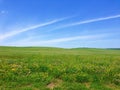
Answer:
[0,0,120,48]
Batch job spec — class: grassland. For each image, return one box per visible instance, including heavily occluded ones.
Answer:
[0,46,120,90]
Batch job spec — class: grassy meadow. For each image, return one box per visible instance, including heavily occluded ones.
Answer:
[0,46,120,90]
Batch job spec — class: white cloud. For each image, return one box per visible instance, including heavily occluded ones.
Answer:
[36,34,108,43]
[50,14,120,31]
[7,33,108,46]
[68,14,120,26]
[0,17,68,41]
[0,11,5,14]
[1,14,120,41]
[0,10,8,15]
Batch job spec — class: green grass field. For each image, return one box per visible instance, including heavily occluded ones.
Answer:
[0,46,120,90]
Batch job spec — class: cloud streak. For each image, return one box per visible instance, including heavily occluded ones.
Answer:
[41,34,103,43]
[8,33,108,46]
[45,34,108,43]
[49,14,120,31]
[1,14,120,42]
[0,18,68,41]
[66,14,120,26]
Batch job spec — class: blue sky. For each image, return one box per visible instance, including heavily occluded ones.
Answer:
[0,0,120,48]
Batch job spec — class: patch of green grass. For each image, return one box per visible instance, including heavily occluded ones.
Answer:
[0,46,120,90]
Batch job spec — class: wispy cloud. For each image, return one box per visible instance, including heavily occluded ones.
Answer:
[0,17,68,41]
[68,14,120,26]
[8,33,108,46]
[50,14,120,31]
[0,10,8,15]
[1,14,120,44]
[38,34,108,43]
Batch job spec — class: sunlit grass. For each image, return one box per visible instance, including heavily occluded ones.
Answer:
[0,47,120,90]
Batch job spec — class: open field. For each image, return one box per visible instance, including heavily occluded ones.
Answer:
[0,46,120,90]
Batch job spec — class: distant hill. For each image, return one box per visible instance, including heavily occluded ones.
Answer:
[106,48,120,50]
